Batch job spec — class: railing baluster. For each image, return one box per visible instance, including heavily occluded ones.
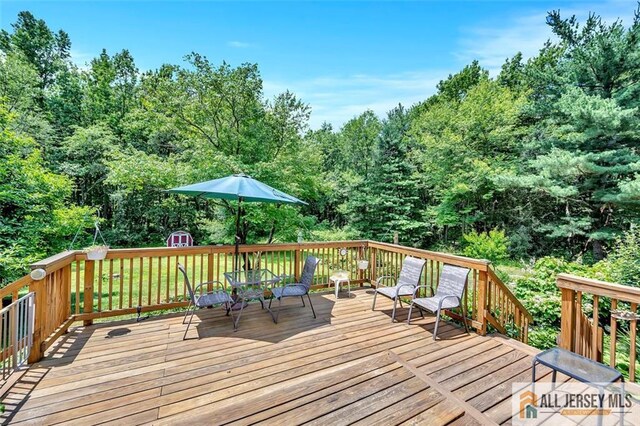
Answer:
[97,260,103,312]
[166,255,171,302]
[128,258,133,309]
[174,255,178,301]
[108,259,113,311]
[159,257,164,304]
[147,257,153,305]
[630,302,637,382]
[137,257,143,307]
[118,259,124,309]
[591,295,599,360]
[75,261,80,315]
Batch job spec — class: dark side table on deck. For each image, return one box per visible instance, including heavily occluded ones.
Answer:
[532,347,625,425]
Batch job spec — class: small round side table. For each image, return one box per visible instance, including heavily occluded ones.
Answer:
[330,271,351,299]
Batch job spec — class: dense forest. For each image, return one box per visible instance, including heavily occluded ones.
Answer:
[1,5,639,307]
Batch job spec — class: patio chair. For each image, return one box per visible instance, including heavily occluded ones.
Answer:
[407,264,470,340]
[371,256,426,322]
[178,263,234,340]
[269,256,320,323]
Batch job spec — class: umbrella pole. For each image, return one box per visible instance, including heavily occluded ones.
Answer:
[235,197,242,272]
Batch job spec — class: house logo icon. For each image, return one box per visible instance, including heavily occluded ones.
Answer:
[519,390,538,419]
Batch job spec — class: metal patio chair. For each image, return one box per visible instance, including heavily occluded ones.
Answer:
[269,256,320,323]
[178,263,234,340]
[407,264,471,340]
[371,256,426,322]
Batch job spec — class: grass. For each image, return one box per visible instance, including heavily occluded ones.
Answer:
[68,249,379,318]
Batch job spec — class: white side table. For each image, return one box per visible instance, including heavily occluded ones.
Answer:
[330,271,351,298]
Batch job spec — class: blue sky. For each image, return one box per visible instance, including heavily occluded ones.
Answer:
[1,0,637,128]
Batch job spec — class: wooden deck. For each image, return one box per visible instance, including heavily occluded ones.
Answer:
[2,288,556,425]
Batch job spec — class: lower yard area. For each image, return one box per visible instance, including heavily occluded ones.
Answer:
[0,288,606,425]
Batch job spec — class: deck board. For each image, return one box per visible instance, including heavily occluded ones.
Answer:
[1,288,553,425]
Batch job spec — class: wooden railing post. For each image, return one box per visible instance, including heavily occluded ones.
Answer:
[28,278,45,363]
[83,260,95,326]
[207,250,214,291]
[369,246,377,285]
[62,263,72,330]
[476,270,488,335]
[559,287,576,351]
[294,246,301,281]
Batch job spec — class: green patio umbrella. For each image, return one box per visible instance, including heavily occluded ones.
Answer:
[168,173,307,271]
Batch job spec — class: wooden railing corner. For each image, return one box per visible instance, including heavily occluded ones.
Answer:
[557,273,639,381]
[83,260,95,326]
[476,269,489,336]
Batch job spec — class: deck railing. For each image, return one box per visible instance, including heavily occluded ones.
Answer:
[0,240,530,364]
[368,241,532,341]
[1,292,34,381]
[557,273,640,382]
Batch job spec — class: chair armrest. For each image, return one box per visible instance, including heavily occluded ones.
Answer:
[375,275,396,287]
[396,283,417,297]
[411,285,432,297]
[194,281,226,294]
[437,295,461,309]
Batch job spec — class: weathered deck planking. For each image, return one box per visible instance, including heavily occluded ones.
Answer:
[2,289,557,425]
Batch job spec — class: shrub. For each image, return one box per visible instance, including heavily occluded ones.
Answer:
[595,227,640,287]
[462,228,510,263]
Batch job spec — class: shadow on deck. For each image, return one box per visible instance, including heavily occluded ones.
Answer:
[2,289,563,425]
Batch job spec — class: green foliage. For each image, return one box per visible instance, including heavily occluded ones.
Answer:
[0,100,92,282]
[309,226,359,242]
[1,7,640,295]
[0,11,70,92]
[592,227,640,286]
[462,229,510,262]
[412,78,526,242]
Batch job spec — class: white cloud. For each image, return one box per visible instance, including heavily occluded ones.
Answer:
[69,48,92,70]
[456,0,638,76]
[264,0,639,131]
[227,41,252,49]
[264,70,450,130]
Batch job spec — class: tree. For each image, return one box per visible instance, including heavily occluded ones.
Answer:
[503,9,640,258]
[0,99,91,281]
[59,124,116,209]
[412,79,526,242]
[83,49,138,133]
[436,60,489,101]
[0,11,71,94]
[361,105,425,245]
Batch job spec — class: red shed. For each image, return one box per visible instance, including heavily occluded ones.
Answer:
[166,231,194,247]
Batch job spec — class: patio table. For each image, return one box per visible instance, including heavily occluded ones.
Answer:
[330,270,351,298]
[224,269,281,330]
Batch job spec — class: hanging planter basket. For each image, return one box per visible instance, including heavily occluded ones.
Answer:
[357,260,369,270]
[84,245,109,260]
[71,220,110,261]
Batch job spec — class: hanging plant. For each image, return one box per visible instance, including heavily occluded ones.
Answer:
[71,220,110,261]
[84,245,109,260]
[357,244,369,270]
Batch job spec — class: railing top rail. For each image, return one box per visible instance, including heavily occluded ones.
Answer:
[488,268,533,321]
[72,240,371,260]
[0,275,32,300]
[367,240,491,271]
[30,250,77,273]
[0,291,34,315]
[557,273,640,304]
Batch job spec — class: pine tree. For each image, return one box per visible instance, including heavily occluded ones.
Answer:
[507,9,640,258]
[364,105,424,245]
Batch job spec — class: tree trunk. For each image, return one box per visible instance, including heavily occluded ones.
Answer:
[592,239,604,261]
